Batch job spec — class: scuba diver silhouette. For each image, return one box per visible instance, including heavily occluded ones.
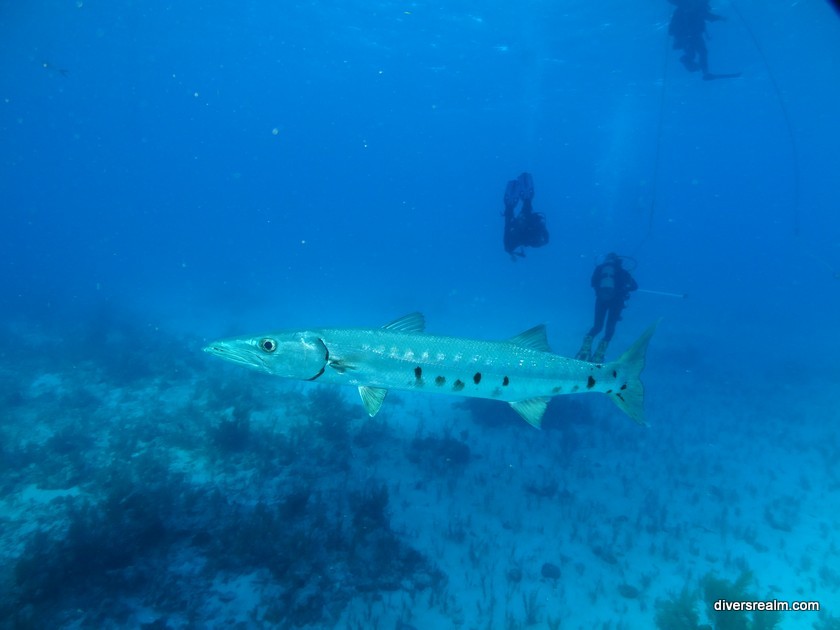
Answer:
[502,172,549,261]
[668,0,741,80]
[576,253,638,363]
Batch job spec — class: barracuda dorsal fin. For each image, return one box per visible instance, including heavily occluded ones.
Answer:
[382,312,425,333]
[359,386,388,416]
[508,324,551,352]
[509,397,550,429]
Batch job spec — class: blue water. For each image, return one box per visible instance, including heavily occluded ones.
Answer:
[2,1,840,628]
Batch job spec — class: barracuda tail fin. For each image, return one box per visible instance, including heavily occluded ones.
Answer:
[606,322,658,426]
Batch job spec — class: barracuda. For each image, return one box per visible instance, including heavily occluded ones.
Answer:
[204,313,656,428]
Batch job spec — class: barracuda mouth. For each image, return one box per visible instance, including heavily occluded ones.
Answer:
[203,343,267,371]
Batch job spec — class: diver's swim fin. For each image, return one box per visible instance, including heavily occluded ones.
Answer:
[504,179,521,208]
[703,72,742,80]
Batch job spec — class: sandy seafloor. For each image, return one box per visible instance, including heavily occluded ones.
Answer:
[1,308,838,630]
[3,0,840,627]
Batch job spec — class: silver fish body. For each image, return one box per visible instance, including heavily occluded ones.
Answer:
[204,313,656,428]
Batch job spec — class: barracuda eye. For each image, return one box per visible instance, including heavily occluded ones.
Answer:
[259,338,278,353]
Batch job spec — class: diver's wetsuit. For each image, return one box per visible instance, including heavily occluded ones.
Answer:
[576,255,638,362]
[587,259,638,342]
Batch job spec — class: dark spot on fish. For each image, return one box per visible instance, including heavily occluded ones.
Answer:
[612,370,617,378]
[435,376,445,386]
[502,376,510,386]
[587,376,596,389]
[552,386,562,393]
[453,379,465,391]
[572,385,580,392]
[620,384,627,390]
[473,372,481,384]
[414,366,422,380]
[606,389,612,394]
[617,393,626,402]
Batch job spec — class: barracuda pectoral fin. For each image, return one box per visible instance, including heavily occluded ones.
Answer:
[359,386,388,417]
[509,397,551,429]
[328,359,355,374]
[508,324,552,352]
